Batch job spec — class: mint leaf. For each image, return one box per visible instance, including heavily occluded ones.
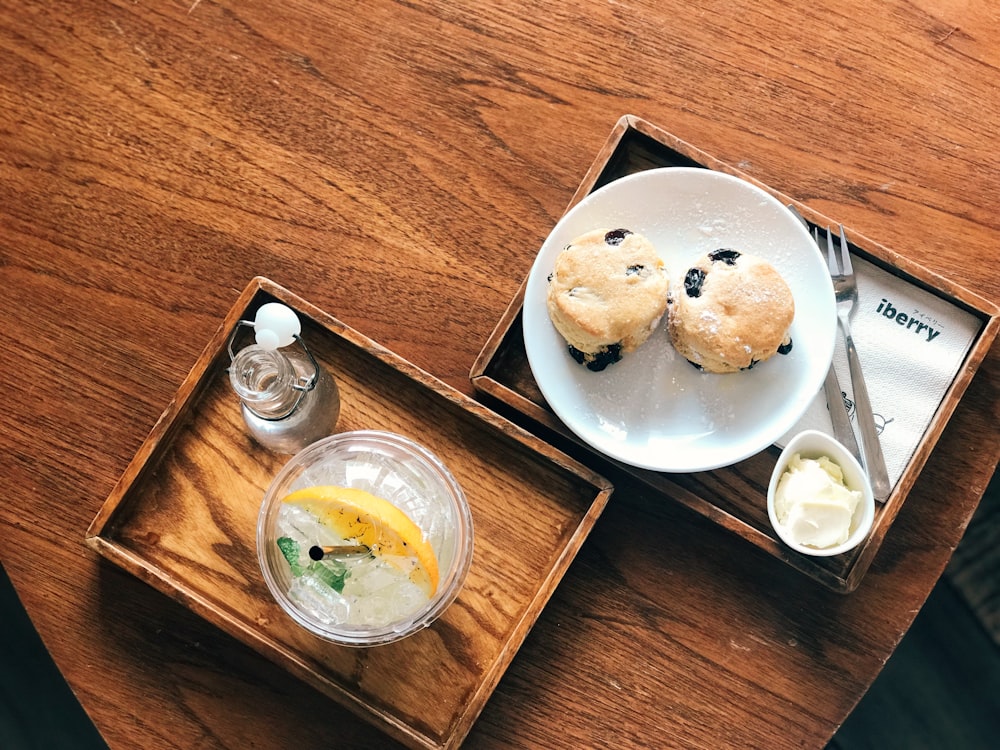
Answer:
[276,537,306,576]
[309,560,349,593]
[277,537,350,592]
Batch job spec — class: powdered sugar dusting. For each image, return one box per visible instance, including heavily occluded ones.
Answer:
[521,166,837,471]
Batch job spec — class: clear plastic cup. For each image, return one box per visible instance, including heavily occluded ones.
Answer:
[257,430,474,646]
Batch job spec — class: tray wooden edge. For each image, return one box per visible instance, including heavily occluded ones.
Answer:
[84,278,258,543]
[447,484,610,747]
[89,276,612,546]
[469,114,1000,595]
[85,276,615,750]
[84,536,447,749]
[264,277,613,495]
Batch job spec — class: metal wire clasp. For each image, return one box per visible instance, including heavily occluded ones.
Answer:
[226,319,320,404]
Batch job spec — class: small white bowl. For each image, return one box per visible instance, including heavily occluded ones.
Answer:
[767,430,875,557]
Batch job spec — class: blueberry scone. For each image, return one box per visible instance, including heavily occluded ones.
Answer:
[667,248,794,373]
[546,228,670,371]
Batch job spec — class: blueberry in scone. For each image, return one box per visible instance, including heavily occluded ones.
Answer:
[666,248,794,373]
[546,229,670,372]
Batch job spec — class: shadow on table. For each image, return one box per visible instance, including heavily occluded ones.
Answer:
[1,562,109,750]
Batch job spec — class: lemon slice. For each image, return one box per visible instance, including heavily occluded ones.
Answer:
[282,485,439,597]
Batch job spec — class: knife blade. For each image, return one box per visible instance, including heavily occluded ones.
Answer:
[823,364,863,466]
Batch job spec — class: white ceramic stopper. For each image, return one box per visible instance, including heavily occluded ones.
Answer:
[253,303,301,349]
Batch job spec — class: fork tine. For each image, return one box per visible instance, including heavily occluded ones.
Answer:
[816,226,831,273]
[838,224,853,276]
[824,225,839,275]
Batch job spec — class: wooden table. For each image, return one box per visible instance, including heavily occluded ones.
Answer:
[2,1,998,747]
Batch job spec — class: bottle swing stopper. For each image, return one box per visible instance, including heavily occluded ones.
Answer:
[226,302,322,402]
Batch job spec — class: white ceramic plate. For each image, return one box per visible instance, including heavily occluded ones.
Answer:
[523,167,837,472]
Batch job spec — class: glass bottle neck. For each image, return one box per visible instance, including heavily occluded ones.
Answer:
[229,345,303,420]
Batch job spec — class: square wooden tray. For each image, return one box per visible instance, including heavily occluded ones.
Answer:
[470,115,999,594]
[86,277,612,750]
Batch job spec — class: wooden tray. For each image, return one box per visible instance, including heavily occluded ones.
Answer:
[86,277,612,750]
[470,115,999,594]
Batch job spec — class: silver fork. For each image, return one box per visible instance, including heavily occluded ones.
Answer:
[823,224,891,502]
[788,205,863,466]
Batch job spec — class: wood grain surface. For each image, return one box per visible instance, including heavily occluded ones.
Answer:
[472,115,998,595]
[84,279,612,750]
[2,1,999,748]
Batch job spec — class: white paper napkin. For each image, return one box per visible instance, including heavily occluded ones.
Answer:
[779,254,983,489]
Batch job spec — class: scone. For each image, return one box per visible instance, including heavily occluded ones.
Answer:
[546,228,669,371]
[667,248,794,373]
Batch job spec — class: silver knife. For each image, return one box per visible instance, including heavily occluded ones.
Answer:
[786,205,863,467]
[823,364,863,466]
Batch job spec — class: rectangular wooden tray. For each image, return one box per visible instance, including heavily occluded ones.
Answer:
[86,277,612,750]
[471,115,999,594]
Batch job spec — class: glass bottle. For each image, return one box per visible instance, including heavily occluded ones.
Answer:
[227,305,340,454]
